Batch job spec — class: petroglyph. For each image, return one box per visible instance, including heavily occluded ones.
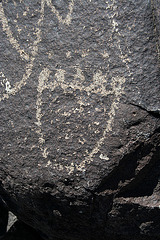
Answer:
[0,0,133,174]
[35,68,51,158]
[0,71,11,93]
[0,0,74,102]
[0,4,29,61]
[42,0,74,25]
[35,65,125,172]
[0,1,43,102]
[78,76,126,172]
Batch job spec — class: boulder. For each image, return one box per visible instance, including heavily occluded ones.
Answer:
[0,0,160,239]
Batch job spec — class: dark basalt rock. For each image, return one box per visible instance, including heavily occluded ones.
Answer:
[152,0,160,48]
[0,0,160,240]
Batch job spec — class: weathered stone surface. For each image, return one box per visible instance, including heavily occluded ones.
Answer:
[0,0,160,239]
[152,0,160,49]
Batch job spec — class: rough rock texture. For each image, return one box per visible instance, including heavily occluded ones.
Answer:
[152,0,160,48]
[0,0,160,240]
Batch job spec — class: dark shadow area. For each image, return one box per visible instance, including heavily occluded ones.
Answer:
[118,146,160,197]
[0,196,8,238]
[96,128,160,197]
[2,221,44,240]
[96,142,153,192]
[104,235,160,240]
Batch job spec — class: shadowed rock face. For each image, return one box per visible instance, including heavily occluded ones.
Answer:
[0,0,160,240]
[3,220,43,240]
[0,197,8,238]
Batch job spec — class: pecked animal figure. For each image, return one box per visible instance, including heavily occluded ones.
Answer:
[0,0,160,239]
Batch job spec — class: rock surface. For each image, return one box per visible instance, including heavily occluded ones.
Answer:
[152,0,160,48]
[0,0,160,240]
[7,212,17,232]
